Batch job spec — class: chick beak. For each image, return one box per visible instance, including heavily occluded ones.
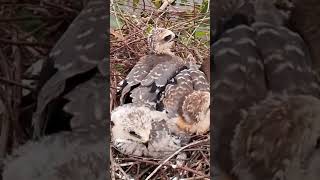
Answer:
[143,141,149,148]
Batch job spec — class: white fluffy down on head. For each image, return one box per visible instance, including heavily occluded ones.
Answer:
[111,104,174,157]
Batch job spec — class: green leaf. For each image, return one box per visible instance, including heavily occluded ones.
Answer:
[115,64,126,73]
[200,0,209,13]
[133,0,140,9]
[180,0,188,4]
[145,24,153,35]
[110,14,123,30]
[194,25,210,41]
[195,31,207,38]
[152,0,162,9]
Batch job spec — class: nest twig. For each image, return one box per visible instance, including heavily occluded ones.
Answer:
[111,136,210,179]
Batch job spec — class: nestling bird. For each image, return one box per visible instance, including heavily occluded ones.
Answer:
[32,0,108,137]
[119,27,187,107]
[177,90,210,134]
[3,125,107,180]
[118,27,210,136]
[213,0,319,178]
[114,27,184,158]
[112,27,210,158]
[111,104,188,158]
[231,94,320,180]
[162,63,210,135]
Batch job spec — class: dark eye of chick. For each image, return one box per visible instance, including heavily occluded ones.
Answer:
[129,131,142,139]
[163,35,172,42]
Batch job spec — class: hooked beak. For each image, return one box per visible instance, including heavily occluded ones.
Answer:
[142,141,149,148]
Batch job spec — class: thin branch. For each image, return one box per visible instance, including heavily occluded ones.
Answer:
[123,157,208,177]
[158,0,175,12]
[0,38,52,48]
[0,77,34,90]
[145,139,208,180]
[0,16,64,22]
[110,150,131,180]
[41,1,79,14]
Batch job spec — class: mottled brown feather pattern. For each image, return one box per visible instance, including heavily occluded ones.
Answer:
[119,28,187,106]
[112,28,197,158]
[122,54,185,106]
[213,0,319,178]
[163,69,194,117]
[182,91,208,123]
[33,0,107,137]
[180,91,210,134]
[232,94,320,180]
[162,65,210,135]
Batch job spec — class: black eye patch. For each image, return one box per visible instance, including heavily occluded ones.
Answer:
[129,131,142,139]
[164,35,173,42]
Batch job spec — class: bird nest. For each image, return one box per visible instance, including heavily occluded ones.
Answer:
[111,136,210,179]
[110,0,210,179]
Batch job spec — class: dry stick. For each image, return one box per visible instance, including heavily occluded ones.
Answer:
[158,0,175,12]
[110,150,116,180]
[0,50,10,165]
[21,25,49,57]
[110,32,143,43]
[113,12,140,32]
[200,150,210,165]
[186,14,209,45]
[0,49,10,79]
[0,2,36,6]
[136,166,153,179]
[0,104,9,163]
[0,77,33,90]
[41,1,79,14]
[121,157,207,176]
[0,38,52,48]
[115,3,156,12]
[168,16,203,29]
[110,37,146,54]
[21,22,50,39]
[145,139,208,180]
[0,16,64,22]
[110,150,131,180]
[11,32,26,146]
[184,175,210,180]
